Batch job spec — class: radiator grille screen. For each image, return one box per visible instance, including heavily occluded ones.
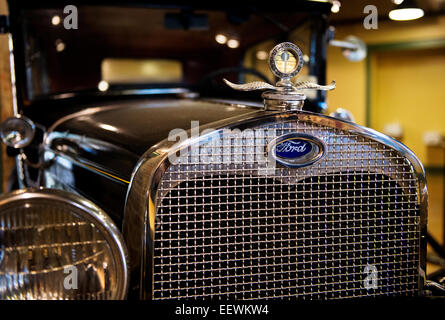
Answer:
[152,119,421,299]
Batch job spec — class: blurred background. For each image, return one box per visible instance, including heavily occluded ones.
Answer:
[0,0,445,273]
[328,0,445,274]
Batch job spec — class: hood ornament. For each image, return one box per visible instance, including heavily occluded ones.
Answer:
[224,42,336,111]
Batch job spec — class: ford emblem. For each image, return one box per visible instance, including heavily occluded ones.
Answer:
[268,133,326,168]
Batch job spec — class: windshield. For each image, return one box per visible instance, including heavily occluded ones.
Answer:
[17,4,320,102]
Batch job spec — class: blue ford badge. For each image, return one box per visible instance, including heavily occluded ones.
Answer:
[275,139,312,159]
[269,133,326,168]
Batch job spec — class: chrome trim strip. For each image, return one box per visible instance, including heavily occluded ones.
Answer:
[200,98,264,109]
[0,187,130,300]
[111,88,189,96]
[8,34,18,116]
[43,147,131,184]
[123,110,427,299]
[43,105,124,145]
[48,88,191,101]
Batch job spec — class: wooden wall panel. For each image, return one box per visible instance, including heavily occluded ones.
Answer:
[0,0,14,192]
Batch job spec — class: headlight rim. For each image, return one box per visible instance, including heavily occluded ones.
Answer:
[0,187,129,300]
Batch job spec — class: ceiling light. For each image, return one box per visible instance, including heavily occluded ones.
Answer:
[55,39,65,52]
[256,50,268,60]
[331,1,341,13]
[51,15,61,26]
[227,39,239,49]
[98,80,110,92]
[389,0,424,21]
[215,34,227,44]
[392,0,404,4]
[99,123,118,132]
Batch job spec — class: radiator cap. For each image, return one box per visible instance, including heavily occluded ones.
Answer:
[224,42,335,111]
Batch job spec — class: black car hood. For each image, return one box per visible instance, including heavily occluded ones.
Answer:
[46,98,262,180]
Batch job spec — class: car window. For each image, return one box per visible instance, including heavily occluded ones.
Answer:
[21,5,312,100]
[101,59,183,85]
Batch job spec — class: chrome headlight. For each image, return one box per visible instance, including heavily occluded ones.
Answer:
[0,115,35,149]
[0,188,128,300]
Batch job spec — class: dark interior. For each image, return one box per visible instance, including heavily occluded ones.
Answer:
[22,6,311,96]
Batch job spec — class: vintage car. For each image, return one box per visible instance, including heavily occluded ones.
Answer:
[0,0,443,300]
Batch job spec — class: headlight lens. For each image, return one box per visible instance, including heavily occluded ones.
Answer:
[0,188,128,300]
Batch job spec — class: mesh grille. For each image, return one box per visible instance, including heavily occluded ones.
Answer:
[152,119,421,299]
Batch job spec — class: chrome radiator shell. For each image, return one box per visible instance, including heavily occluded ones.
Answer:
[123,110,427,299]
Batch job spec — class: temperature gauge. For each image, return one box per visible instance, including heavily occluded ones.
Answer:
[269,42,303,79]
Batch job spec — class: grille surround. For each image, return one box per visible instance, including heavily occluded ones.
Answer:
[122,110,427,300]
